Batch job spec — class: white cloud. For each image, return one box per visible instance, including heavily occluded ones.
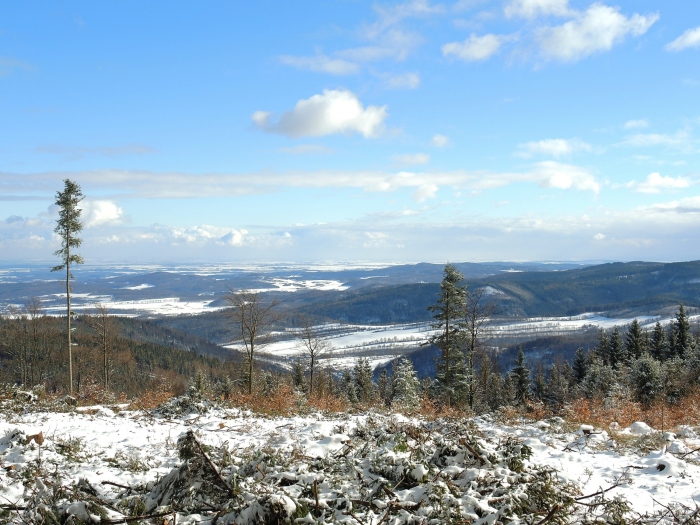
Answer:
[516,138,592,158]
[218,229,247,246]
[537,4,658,62]
[278,54,359,75]
[442,33,511,61]
[0,164,602,207]
[414,183,439,202]
[382,72,421,89]
[623,119,649,130]
[505,0,573,19]
[252,90,388,139]
[666,26,700,52]
[366,0,445,39]
[431,134,450,148]
[619,128,694,151]
[80,200,124,228]
[339,28,423,63]
[646,196,700,216]
[594,232,605,240]
[393,153,430,166]
[166,224,248,246]
[531,161,600,192]
[632,172,692,194]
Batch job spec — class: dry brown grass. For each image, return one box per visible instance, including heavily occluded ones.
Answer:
[227,384,302,416]
[566,389,700,431]
[415,396,473,419]
[308,392,351,413]
[127,376,177,410]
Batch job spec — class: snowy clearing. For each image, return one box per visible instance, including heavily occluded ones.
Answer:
[1,400,699,523]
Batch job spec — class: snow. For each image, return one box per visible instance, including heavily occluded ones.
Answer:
[2,403,700,523]
[121,283,154,290]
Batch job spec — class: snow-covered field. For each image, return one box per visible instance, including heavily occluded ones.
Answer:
[235,313,699,373]
[1,400,699,523]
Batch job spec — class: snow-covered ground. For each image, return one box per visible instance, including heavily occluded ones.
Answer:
[1,400,699,523]
[231,313,698,373]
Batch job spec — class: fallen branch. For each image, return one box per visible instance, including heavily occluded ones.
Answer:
[99,511,176,524]
[192,434,236,497]
[0,504,27,511]
[534,505,561,525]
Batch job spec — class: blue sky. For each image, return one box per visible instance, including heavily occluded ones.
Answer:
[1,0,699,263]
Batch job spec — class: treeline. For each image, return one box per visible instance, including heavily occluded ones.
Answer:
[0,302,239,399]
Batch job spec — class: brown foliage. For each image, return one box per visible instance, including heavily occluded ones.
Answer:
[567,387,700,430]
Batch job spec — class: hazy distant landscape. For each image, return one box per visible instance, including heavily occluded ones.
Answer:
[2,259,698,376]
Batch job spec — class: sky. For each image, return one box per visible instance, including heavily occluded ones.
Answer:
[1,0,699,264]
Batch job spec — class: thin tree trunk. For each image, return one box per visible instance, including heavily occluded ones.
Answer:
[67,255,73,397]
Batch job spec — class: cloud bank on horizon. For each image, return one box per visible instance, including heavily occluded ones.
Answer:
[1,0,699,263]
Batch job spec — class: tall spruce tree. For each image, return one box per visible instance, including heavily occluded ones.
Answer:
[595,329,610,365]
[625,319,645,361]
[51,179,84,397]
[354,357,375,403]
[512,347,530,405]
[672,304,692,358]
[572,347,589,384]
[428,264,468,406]
[392,357,421,410]
[609,327,625,370]
[650,322,668,361]
[531,363,547,402]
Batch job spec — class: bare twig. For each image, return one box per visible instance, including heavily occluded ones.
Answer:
[100,480,134,491]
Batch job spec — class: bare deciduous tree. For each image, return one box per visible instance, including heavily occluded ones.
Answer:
[294,315,332,396]
[225,290,280,395]
[463,287,495,410]
[87,304,121,392]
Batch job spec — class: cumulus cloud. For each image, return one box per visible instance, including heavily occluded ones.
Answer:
[594,232,606,240]
[631,172,692,194]
[3,215,43,228]
[442,33,512,61]
[531,161,600,192]
[431,134,450,148]
[80,200,124,228]
[218,229,247,246]
[414,183,439,202]
[252,90,387,139]
[516,138,592,158]
[393,153,430,166]
[505,0,574,19]
[537,4,658,62]
[666,26,700,52]
[166,224,248,246]
[278,54,359,75]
